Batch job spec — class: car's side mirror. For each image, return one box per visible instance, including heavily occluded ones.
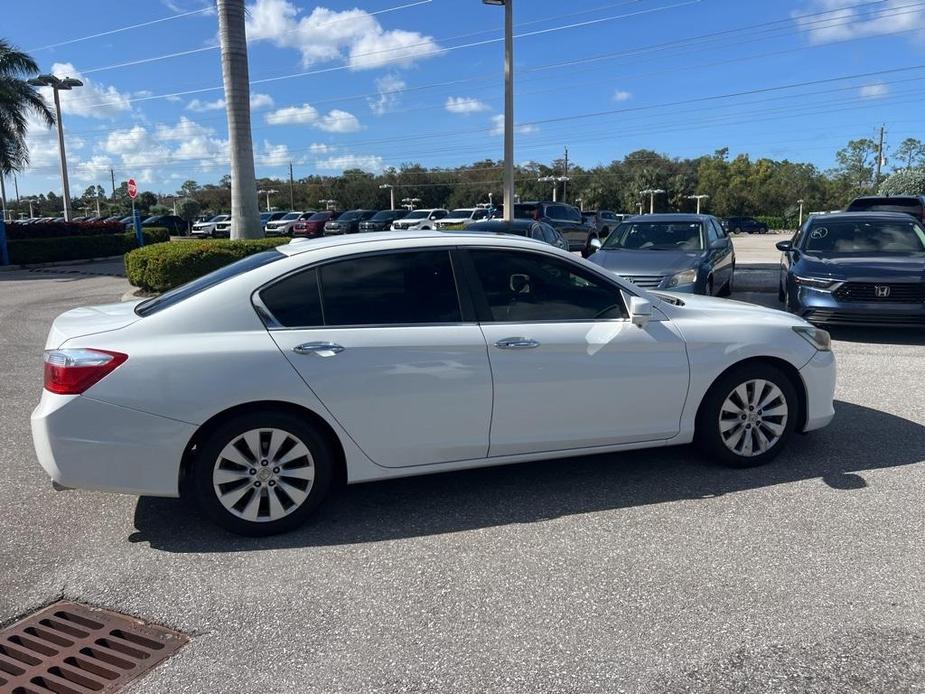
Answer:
[589,237,603,252]
[628,296,652,328]
[775,240,792,252]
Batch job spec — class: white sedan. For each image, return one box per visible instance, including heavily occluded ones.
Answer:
[32,232,836,535]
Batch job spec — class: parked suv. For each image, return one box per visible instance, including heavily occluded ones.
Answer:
[845,195,925,224]
[499,201,595,255]
[293,211,338,238]
[725,216,769,234]
[191,214,229,238]
[391,209,449,230]
[582,210,628,240]
[324,209,378,235]
[434,208,491,230]
[359,209,408,232]
[266,211,315,236]
[141,214,187,235]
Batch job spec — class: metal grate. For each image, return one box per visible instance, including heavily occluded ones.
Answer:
[622,275,665,288]
[0,602,187,693]
[833,282,925,304]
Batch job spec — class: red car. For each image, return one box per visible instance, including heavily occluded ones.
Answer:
[292,211,338,238]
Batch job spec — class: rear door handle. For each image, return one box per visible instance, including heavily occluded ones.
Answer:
[495,337,540,350]
[293,342,345,356]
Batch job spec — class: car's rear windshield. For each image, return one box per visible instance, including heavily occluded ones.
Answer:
[280,212,301,221]
[450,209,474,217]
[134,250,285,317]
[403,210,429,219]
[337,211,364,220]
[604,222,704,250]
[846,198,923,216]
[801,219,925,254]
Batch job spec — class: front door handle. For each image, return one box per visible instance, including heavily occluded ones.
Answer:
[293,342,345,356]
[495,337,540,350]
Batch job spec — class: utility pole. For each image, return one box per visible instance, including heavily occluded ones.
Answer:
[562,146,569,203]
[288,161,295,210]
[875,125,886,187]
[110,168,116,199]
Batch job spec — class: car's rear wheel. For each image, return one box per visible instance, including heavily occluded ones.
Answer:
[192,412,333,536]
[696,364,798,468]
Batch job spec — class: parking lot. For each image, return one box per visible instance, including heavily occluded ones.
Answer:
[1,234,923,693]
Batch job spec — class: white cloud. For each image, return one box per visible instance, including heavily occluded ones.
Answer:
[74,155,115,184]
[859,83,890,99]
[101,117,229,178]
[489,114,539,136]
[35,62,131,119]
[265,104,361,132]
[255,140,294,167]
[187,92,275,112]
[445,96,490,115]
[369,74,405,115]
[316,153,384,172]
[245,0,440,70]
[310,143,336,154]
[794,0,925,44]
[613,90,633,102]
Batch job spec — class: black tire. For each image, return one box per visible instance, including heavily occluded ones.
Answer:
[734,227,743,235]
[192,411,333,536]
[718,267,734,297]
[695,363,798,468]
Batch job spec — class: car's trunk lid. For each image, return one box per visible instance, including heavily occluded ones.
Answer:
[46,301,142,349]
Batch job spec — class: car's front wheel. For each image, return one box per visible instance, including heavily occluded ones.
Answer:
[192,411,333,535]
[696,364,797,467]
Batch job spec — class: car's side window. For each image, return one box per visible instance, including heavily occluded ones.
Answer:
[468,250,625,323]
[712,218,728,238]
[320,251,462,326]
[565,206,583,223]
[260,269,323,328]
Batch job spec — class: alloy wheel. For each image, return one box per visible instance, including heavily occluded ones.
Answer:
[718,379,789,457]
[212,428,315,522]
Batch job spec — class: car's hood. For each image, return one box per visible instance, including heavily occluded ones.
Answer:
[46,301,142,349]
[795,252,925,281]
[652,291,805,327]
[589,248,702,276]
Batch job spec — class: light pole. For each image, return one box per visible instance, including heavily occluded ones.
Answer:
[538,175,570,202]
[639,188,665,214]
[257,188,278,212]
[575,197,583,212]
[27,74,83,222]
[318,199,337,211]
[686,194,709,214]
[797,199,805,227]
[483,0,514,223]
[379,184,396,210]
[401,197,421,210]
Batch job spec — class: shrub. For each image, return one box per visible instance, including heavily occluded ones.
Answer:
[879,168,925,196]
[8,229,169,265]
[125,238,289,292]
[753,216,791,230]
[5,220,125,240]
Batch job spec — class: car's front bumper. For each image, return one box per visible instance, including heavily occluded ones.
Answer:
[793,286,925,327]
[31,391,195,497]
[798,349,836,432]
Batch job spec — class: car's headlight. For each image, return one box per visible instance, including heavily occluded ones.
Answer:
[793,326,831,351]
[666,269,697,287]
[794,275,838,290]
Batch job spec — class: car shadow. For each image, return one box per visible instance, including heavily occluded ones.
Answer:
[824,326,925,346]
[130,401,924,553]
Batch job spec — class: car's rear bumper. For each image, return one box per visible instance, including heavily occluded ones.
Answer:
[31,391,195,497]
[799,350,836,432]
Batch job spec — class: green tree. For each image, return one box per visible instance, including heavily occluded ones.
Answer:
[177,197,201,230]
[893,138,925,170]
[833,138,878,193]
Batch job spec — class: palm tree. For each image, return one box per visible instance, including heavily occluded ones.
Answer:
[0,39,54,219]
[217,0,261,239]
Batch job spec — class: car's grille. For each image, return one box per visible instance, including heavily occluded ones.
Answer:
[833,282,924,303]
[805,310,925,326]
[622,275,665,288]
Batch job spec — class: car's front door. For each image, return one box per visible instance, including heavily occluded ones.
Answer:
[463,248,690,457]
[263,249,492,468]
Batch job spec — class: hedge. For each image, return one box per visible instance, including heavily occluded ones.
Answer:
[753,216,791,230]
[5,220,125,240]
[125,238,289,292]
[8,228,169,265]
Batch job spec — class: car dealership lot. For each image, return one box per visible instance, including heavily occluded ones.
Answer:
[0,255,922,693]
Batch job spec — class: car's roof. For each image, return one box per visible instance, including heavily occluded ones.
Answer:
[468,219,536,229]
[807,211,922,221]
[279,230,552,257]
[623,214,711,223]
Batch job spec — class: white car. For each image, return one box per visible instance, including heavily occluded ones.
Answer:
[266,212,313,236]
[32,232,835,536]
[434,208,491,230]
[213,217,233,237]
[390,209,449,231]
[190,214,229,238]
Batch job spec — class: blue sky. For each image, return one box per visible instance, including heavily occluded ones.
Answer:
[7,0,925,196]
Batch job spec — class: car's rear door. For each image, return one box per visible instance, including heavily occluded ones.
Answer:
[462,247,690,457]
[263,248,492,468]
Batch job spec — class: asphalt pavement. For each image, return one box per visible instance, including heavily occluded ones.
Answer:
[0,243,922,693]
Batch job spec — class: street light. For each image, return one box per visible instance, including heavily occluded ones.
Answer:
[537,175,570,202]
[639,188,665,214]
[318,199,337,210]
[257,188,278,212]
[797,199,805,227]
[483,0,514,223]
[686,194,710,214]
[401,197,421,210]
[27,74,82,222]
[379,183,396,210]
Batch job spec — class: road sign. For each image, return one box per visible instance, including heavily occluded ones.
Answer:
[127,178,137,199]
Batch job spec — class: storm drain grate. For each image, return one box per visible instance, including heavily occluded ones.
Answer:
[0,601,187,693]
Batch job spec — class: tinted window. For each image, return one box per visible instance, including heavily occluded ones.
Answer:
[321,251,461,326]
[801,219,925,254]
[431,210,448,219]
[308,212,329,221]
[473,209,488,220]
[604,222,704,250]
[846,197,923,217]
[706,219,720,243]
[261,269,322,327]
[469,250,624,322]
[713,218,728,238]
[137,250,284,317]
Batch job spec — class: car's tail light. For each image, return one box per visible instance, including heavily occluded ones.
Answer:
[44,349,128,394]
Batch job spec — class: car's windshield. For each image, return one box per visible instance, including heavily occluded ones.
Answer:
[404,210,429,219]
[308,212,329,221]
[210,215,229,222]
[450,209,474,217]
[281,212,301,221]
[603,221,704,251]
[337,211,363,221]
[801,219,925,255]
[371,210,401,221]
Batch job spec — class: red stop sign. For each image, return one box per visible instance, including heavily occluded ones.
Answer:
[127,178,138,199]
